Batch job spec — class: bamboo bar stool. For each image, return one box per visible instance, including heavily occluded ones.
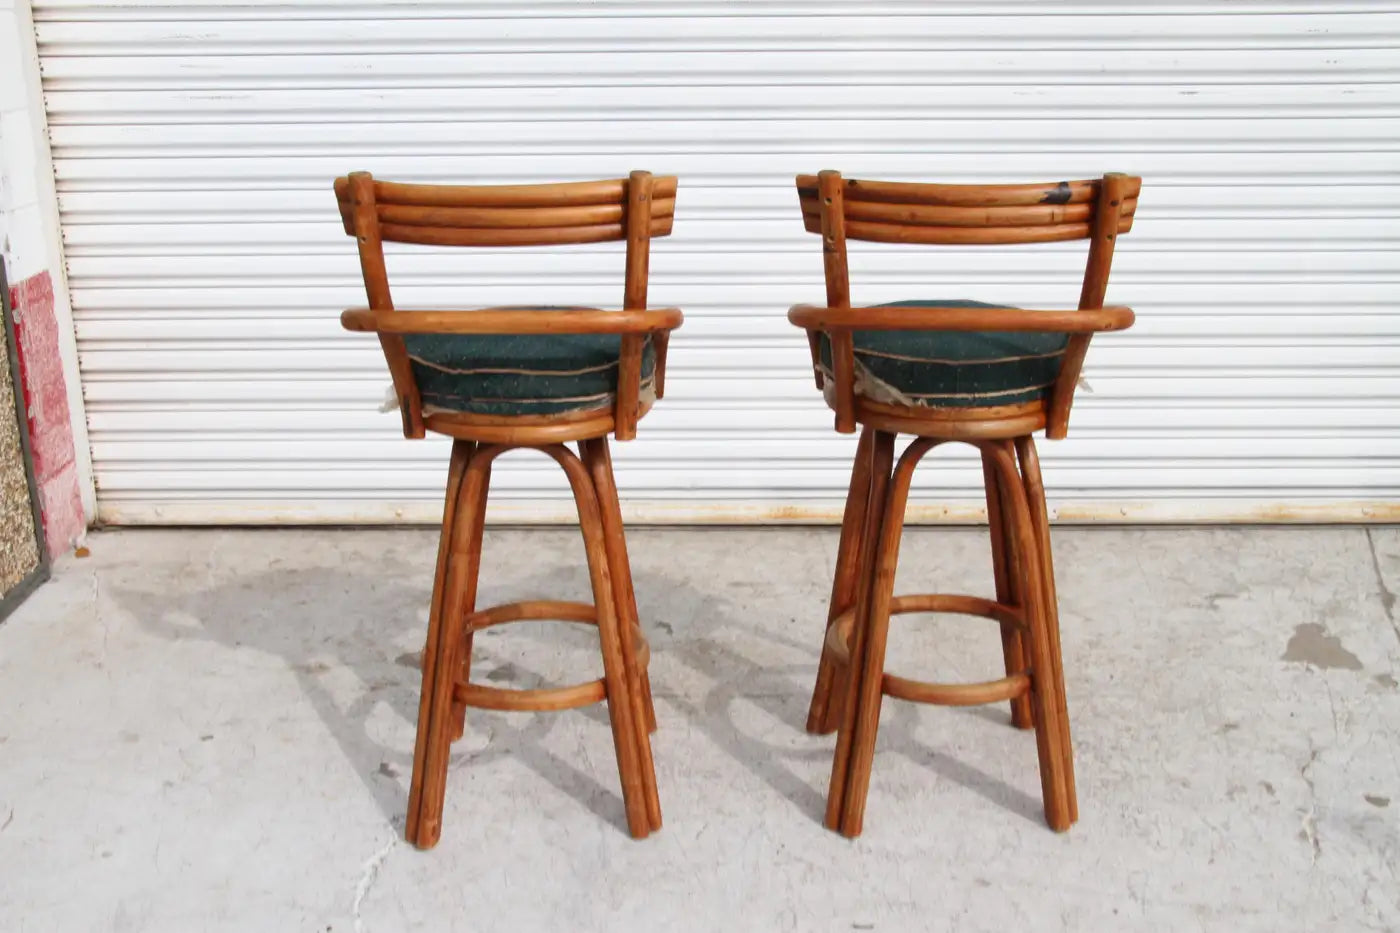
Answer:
[791,171,1141,837]
[334,170,680,847]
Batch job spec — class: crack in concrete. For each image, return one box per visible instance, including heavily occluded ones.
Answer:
[352,837,397,932]
[1300,744,1322,865]
[1364,528,1398,646]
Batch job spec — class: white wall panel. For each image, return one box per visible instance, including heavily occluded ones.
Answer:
[32,1,1400,523]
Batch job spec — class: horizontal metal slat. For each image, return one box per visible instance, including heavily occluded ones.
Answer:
[33,3,1400,521]
[36,12,1400,54]
[73,373,1400,404]
[51,218,1400,252]
[87,462,1400,493]
[70,343,1400,374]
[30,1,1398,19]
[86,435,1400,464]
[37,49,1400,89]
[48,118,1400,155]
[80,402,1400,434]
[40,84,1400,125]
[54,184,1400,219]
[49,152,1400,188]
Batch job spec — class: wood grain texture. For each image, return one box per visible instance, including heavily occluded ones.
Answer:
[791,172,1132,837]
[448,447,491,740]
[824,428,895,832]
[790,171,1138,441]
[339,172,669,847]
[408,444,493,848]
[984,449,1034,730]
[584,436,662,829]
[836,436,940,837]
[817,171,855,428]
[342,307,682,335]
[882,671,1030,707]
[1016,434,1077,819]
[1048,172,1132,438]
[541,442,653,838]
[455,678,607,712]
[980,439,1073,831]
[796,174,1141,208]
[346,171,424,438]
[799,197,1136,228]
[788,303,1133,334]
[806,425,875,734]
[404,442,661,846]
[337,171,682,445]
[404,438,472,846]
[462,599,597,631]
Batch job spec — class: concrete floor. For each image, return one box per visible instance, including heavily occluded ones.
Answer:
[0,526,1397,932]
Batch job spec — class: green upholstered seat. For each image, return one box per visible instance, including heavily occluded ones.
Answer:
[402,308,655,416]
[818,299,1067,408]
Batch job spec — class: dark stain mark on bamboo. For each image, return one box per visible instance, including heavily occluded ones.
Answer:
[1041,181,1073,204]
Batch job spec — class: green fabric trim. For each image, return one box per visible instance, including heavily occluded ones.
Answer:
[817,299,1067,408]
[402,307,656,416]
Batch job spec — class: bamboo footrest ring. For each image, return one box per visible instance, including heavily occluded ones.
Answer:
[453,599,650,713]
[882,671,1030,707]
[464,599,597,633]
[825,592,1031,709]
[825,592,1026,663]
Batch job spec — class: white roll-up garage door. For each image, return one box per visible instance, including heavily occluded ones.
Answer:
[33,1,1400,524]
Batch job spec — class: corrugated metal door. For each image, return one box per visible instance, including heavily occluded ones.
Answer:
[33,1,1400,524]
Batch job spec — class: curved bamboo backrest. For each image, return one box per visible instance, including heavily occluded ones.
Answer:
[796,173,1139,246]
[794,170,1142,438]
[333,170,675,440]
[335,173,677,248]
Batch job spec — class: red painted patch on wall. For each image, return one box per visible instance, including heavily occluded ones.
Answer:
[8,269,84,556]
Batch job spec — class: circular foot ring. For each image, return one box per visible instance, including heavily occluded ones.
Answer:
[822,592,1031,708]
[464,599,596,633]
[824,592,1025,664]
[455,678,606,712]
[883,671,1030,707]
[453,601,651,713]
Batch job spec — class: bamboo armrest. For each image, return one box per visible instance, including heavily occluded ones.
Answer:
[343,306,682,441]
[787,304,1133,334]
[342,307,683,336]
[790,303,1132,438]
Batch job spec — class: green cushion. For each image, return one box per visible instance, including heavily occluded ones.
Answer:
[818,299,1067,408]
[403,307,655,416]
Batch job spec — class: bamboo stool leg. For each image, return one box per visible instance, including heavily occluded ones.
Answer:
[982,450,1035,731]
[408,449,493,849]
[1015,435,1078,823]
[824,429,896,831]
[546,445,652,839]
[983,439,1072,831]
[582,436,662,832]
[808,425,876,735]
[450,456,492,740]
[404,440,472,844]
[585,437,657,734]
[837,436,938,837]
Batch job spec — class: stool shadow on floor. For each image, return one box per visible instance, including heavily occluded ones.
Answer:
[113,564,427,827]
[886,703,1044,825]
[488,562,835,823]
[626,565,1042,828]
[113,549,1044,835]
[111,559,620,832]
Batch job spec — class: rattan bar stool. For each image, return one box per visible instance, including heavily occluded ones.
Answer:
[790,170,1141,837]
[334,170,680,847]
